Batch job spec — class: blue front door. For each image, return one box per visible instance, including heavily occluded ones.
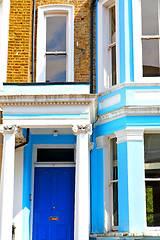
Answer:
[33,167,75,240]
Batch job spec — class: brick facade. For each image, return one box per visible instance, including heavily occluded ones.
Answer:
[7,0,96,88]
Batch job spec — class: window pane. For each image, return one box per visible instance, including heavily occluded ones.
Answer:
[146,181,160,226]
[145,134,160,227]
[144,134,160,164]
[46,55,66,82]
[46,16,66,52]
[142,39,160,77]
[141,0,159,35]
[113,182,118,226]
[109,6,116,44]
[111,46,116,85]
[144,134,160,178]
[37,149,74,162]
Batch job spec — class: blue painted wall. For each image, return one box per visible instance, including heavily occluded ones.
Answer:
[22,132,76,240]
[91,135,104,233]
[117,141,145,232]
[22,131,32,240]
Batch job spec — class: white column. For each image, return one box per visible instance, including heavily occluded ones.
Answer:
[72,124,92,240]
[0,125,20,240]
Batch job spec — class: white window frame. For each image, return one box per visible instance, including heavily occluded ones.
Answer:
[97,0,119,93]
[144,133,160,231]
[36,5,74,83]
[132,0,160,83]
[109,137,118,231]
[0,0,10,86]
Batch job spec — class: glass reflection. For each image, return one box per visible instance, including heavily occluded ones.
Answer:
[141,0,159,35]
[144,134,160,227]
[46,55,66,82]
[109,6,116,44]
[146,181,160,226]
[142,39,160,77]
[145,134,160,165]
[46,16,66,52]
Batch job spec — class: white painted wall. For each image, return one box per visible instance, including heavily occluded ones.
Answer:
[13,148,23,240]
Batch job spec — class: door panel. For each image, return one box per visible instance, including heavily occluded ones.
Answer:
[33,167,75,240]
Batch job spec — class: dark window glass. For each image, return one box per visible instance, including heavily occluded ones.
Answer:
[142,39,160,77]
[144,134,160,226]
[113,182,118,226]
[141,0,159,36]
[112,46,116,85]
[37,149,74,162]
[146,181,160,226]
[110,138,118,227]
[46,16,66,52]
[46,55,66,82]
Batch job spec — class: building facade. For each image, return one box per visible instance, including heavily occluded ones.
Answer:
[0,0,160,240]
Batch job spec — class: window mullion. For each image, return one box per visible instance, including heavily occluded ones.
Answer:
[145,178,160,181]
[108,42,116,49]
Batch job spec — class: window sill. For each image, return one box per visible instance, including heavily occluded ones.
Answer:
[135,77,160,83]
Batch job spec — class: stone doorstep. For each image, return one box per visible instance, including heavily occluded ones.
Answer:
[90,233,160,240]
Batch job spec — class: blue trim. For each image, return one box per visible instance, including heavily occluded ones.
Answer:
[22,132,32,240]
[3,113,89,119]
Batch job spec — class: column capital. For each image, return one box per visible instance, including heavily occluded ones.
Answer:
[72,124,92,135]
[115,129,144,144]
[0,125,21,135]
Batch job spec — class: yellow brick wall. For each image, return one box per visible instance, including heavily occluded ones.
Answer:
[7,0,96,89]
[7,0,33,83]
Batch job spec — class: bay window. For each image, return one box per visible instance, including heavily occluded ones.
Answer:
[97,0,118,92]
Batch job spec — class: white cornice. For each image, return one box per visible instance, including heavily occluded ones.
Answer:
[115,129,144,144]
[0,94,97,106]
[95,106,160,126]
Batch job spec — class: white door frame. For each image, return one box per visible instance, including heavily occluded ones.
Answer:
[30,144,76,240]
